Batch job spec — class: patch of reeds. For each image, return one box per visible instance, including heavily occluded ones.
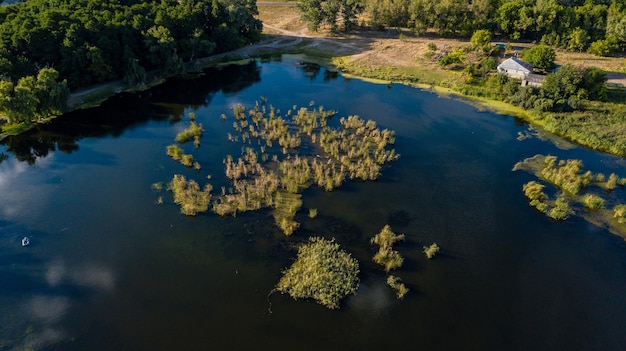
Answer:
[540,156,592,195]
[272,191,302,236]
[423,243,440,259]
[371,225,405,272]
[522,181,549,212]
[547,195,573,221]
[308,208,318,218]
[168,174,212,216]
[386,275,409,299]
[614,204,626,224]
[275,237,359,309]
[581,193,605,209]
[175,120,204,147]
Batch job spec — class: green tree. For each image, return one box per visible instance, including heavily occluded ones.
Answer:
[471,29,492,52]
[522,44,556,70]
[568,27,590,52]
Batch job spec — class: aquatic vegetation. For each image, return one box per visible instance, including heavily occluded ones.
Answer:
[308,208,318,218]
[515,154,626,227]
[423,243,440,259]
[614,205,626,224]
[166,144,184,161]
[581,194,605,209]
[386,275,409,299]
[272,191,303,236]
[151,182,163,192]
[168,174,212,216]
[371,225,405,272]
[547,195,573,221]
[176,120,204,147]
[523,181,549,212]
[163,99,399,236]
[275,237,359,309]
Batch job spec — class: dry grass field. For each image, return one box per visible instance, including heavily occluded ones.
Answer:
[256,1,626,86]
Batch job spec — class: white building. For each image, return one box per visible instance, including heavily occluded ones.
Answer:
[497,57,534,79]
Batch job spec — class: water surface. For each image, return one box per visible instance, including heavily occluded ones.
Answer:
[1,58,626,350]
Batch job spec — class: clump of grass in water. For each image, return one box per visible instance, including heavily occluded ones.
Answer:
[523,181,549,212]
[308,208,318,218]
[614,204,626,223]
[175,120,204,147]
[167,174,212,216]
[275,237,359,309]
[272,191,302,236]
[386,275,409,299]
[371,225,405,272]
[547,195,573,220]
[423,243,440,259]
[581,193,605,209]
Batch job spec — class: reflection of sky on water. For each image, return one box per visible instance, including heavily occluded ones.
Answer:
[0,155,55,221]
[7,260,115,350]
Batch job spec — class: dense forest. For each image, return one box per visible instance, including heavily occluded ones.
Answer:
[299,0,626,55]
[0,0,262,124]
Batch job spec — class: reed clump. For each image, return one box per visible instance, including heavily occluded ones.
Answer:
[168,174,212,216]
[613,204,626,224]
[176,120,204,147]
[386,275,409,299]
[272,191,303,236]
[275,237,359,309]
[523,181,549,212]
[371,225,405,272]
[547,195,573,221]
[581,193,605,209]
[423,243,440,259]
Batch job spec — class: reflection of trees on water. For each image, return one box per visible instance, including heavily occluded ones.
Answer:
[0,62,262,165]
[298,62,339,82]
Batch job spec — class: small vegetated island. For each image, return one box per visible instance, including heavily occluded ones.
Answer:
[514,154,626,238]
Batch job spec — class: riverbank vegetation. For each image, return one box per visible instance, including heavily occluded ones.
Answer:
[514,154,626,234]
[0,0,262,129]
[274,237,360,309]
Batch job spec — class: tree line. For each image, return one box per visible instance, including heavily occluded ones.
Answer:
[0,0,262,125]
[299,0,626,55]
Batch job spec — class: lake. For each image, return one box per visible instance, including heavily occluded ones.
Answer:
[1,57,626,350]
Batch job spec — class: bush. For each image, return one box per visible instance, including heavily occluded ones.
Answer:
[471,29,492,52]
[587,38,619,57]
[275,237,360,309]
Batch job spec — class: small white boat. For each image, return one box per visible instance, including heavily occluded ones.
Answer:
[21,237,30,247]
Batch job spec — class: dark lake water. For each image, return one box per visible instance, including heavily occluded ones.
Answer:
[2,57,626,350]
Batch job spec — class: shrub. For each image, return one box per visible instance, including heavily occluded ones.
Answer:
[587,38,618,57]
[471,29,492,52]
[275,237,360,309]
